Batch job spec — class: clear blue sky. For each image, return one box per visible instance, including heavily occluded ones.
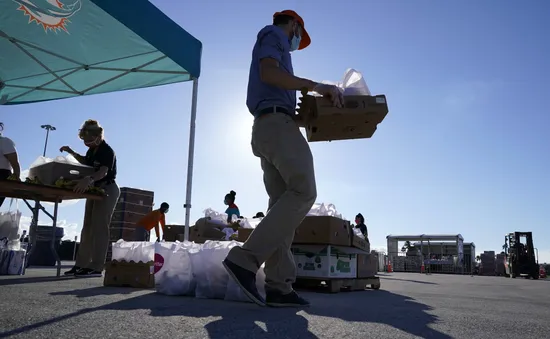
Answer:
[1,0,549,261]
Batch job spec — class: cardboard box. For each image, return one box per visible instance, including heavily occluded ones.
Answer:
[163,225,186,241]
[104,260,155,288]
[118,187,154,207]
[194,218,226,239]
[297,93,389,142]
[351,234,370,252]
[357,253,378,278]
[293,216,351,246]
[28,161,95,185]
[110,210,147,224]
[237,228,253,242]
[293,245,357,278]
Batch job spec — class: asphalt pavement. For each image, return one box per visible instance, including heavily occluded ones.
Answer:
[0,265,549,339]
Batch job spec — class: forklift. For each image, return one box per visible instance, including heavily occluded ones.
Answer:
[504,232,539,279]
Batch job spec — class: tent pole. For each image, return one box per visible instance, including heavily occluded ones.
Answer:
[184,77,199,241]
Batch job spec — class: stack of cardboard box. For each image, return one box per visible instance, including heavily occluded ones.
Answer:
[495,253,506,276]
[238,216,376,279]
[106,187,154,261]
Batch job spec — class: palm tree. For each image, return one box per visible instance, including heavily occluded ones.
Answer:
[475,255,481,262]
[401,240,413,253]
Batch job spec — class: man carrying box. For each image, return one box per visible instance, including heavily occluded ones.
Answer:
[135,202,169,242]
[223,10,343,308]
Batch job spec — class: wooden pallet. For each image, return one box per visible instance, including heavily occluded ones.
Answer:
[294,276,381,293]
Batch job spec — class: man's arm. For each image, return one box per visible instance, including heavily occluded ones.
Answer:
[159,214,166,239]
[70,152,88,165]
[4,152,21,178]
[257,32,318,91]
[2,138,21,177]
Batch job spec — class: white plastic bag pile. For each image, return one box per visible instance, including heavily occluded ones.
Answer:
[203,208,257,240]
[0,238,26,275]
[112,239,266,303]
[0,199,21,241]
[314,68,371,97]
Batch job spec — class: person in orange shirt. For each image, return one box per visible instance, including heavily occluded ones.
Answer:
[136,202,169,242]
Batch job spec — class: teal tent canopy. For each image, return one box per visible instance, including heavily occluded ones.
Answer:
[0,0,202,238]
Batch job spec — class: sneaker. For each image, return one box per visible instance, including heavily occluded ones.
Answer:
[75,268,103,277]
[266,290,310,308]
[223,259,266,306]
[64,266,81,276]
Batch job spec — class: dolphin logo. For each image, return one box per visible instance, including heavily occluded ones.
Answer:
[13,0,82,33]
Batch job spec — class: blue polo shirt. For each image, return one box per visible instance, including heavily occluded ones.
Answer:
[246,25,296,117]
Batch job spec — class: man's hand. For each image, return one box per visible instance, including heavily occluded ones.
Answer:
[292,114,306,128]
[73,177,93,194]
[59,146,73,154]
[313,84,344,108]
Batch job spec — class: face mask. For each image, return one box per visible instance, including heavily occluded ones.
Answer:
[84,136,101,147]
[290,35,301,52]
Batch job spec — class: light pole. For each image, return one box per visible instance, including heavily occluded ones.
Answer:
[40,124,56,157]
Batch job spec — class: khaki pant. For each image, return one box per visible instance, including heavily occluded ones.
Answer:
[76,182,120,271]
[226,113,317,294]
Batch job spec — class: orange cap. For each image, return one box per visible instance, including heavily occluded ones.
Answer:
[273,10,311,50]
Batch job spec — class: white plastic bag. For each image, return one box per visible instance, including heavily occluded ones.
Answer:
[190,240,240,299]
[29,155,87,168]
[353,227,365,239]
[224,265,267,303]
[307,203,342,219]
[203,208,230,225]
[156,241,199,296]
[111,240,154,262]
[0,199,21,241]
[315,68,371,97]
[0,249,26,275]
[154,241,178,285]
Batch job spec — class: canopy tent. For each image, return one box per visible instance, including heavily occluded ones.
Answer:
[0,0,202,240]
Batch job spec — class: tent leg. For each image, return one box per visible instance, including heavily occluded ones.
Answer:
[184,78,199,242]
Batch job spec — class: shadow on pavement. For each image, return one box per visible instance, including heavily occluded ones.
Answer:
[0,275,76,286]
[0,287,450,339]
[305,290,451,338]
[381,277,438,285]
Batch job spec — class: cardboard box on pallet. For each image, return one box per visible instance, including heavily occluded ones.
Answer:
[293,216,351,246]
[104,260,155,288]
[237,228,254,242]
[357,252,378,278]
[118,187,154,207]
[297,91,389,142]
[292,244,358,279]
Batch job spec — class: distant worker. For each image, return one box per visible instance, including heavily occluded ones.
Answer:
[136,202,169,242]
[253,212,265,218]
[0,122,22,208]
[224,190,240,223]
[355,213,369,241]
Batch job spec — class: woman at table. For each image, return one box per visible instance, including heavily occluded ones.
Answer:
[0,122,22,208]
[59,119,120,277]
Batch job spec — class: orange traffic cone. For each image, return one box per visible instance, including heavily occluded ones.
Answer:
[421,262,425,274]
[387,261,393,273]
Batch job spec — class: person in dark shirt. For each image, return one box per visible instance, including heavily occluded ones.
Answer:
[59,119,120,277]
[355,213,369,241]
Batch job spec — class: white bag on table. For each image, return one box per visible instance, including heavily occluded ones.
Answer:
[0,199,21,241]
[156,241,201,296]
[190,240,240,299]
